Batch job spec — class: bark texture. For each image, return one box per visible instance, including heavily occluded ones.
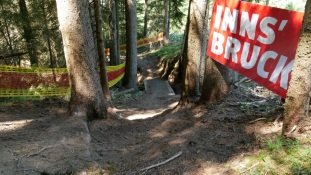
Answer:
[143,0,148,37]
[41,0,55,68]
[200,59,229,103]
[282,0,311,135]
[163,0,170,44]
[18,0,38,66]
[56,0,108,119]
[122,0,138,89]
[180,0,209,104]
[109,0,120,65]
[94,0,111,101]
[198,0,229,103]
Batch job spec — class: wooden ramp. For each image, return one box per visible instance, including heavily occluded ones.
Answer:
[144,78,175,97]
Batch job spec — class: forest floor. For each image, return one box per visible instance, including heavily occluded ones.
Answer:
[0,53,311,175]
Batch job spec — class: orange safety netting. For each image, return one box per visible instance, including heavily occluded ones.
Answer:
[105,32,164,55]
[0,32,164,97]
[0,63,125,97]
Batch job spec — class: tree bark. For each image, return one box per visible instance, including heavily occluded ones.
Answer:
[41,0,55,68]
[109,0,120,65]
[200,59,229,103]
[56,0,108,119]
[0,3,14,56]
[18,0,38,66]
[122,0,138,89]
[282,0,311,135]
[143,0,148,37]
[179,0,209,105]
[0,3,16,65]
[198,0,229,104]
[163,0,170,44]
[94,0,111,101]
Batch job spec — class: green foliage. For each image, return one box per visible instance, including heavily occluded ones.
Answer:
[111,90,144,103]
[151,43,182,61]
[1,0,187,68]
[246,0,261,3]
[266,137,285,152]
[0,0,65,67]
[243,137,311,175]
[169,33,184,43]
[170,0,187,29]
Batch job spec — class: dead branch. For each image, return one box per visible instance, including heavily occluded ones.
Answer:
[286,125,297,135]
[249,117,267,124]
[140,151,182,172]
[240,162,259,174]
[239,100,267,106]
[233,77,248,87]
[26,145,57,158]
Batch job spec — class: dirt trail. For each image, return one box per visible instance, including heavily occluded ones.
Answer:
[0,53,305,174]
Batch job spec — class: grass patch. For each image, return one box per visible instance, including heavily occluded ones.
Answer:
[151,43,182,61]
[242,137,311,175]
[0,96,69,106]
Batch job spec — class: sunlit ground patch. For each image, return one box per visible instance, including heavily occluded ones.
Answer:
[0,119,33,132]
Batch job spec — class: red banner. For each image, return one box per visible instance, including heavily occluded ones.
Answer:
[207,0,304,98]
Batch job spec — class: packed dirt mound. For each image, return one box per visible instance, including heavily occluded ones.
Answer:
[0,101,98,175]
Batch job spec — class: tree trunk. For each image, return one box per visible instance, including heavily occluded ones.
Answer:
[265,0,269,5]
[143,0,148,37]
[179,0,209,105]
[282,0,311,136]
[94,0,111,101]
[41,0,55,68]
[109,0,120,65]
[122,0,137,89]
[0,3,14,55]
[199,0,229,104]
[163,0,170,44]
[18,0,38,66]
[0,4,15,65]
[56,0,108,119]
[200,59,229,103]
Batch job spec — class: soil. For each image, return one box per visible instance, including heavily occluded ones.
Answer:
[0,53,310,175]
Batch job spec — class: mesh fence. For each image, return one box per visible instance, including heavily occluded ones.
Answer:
[0,63,125,97]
